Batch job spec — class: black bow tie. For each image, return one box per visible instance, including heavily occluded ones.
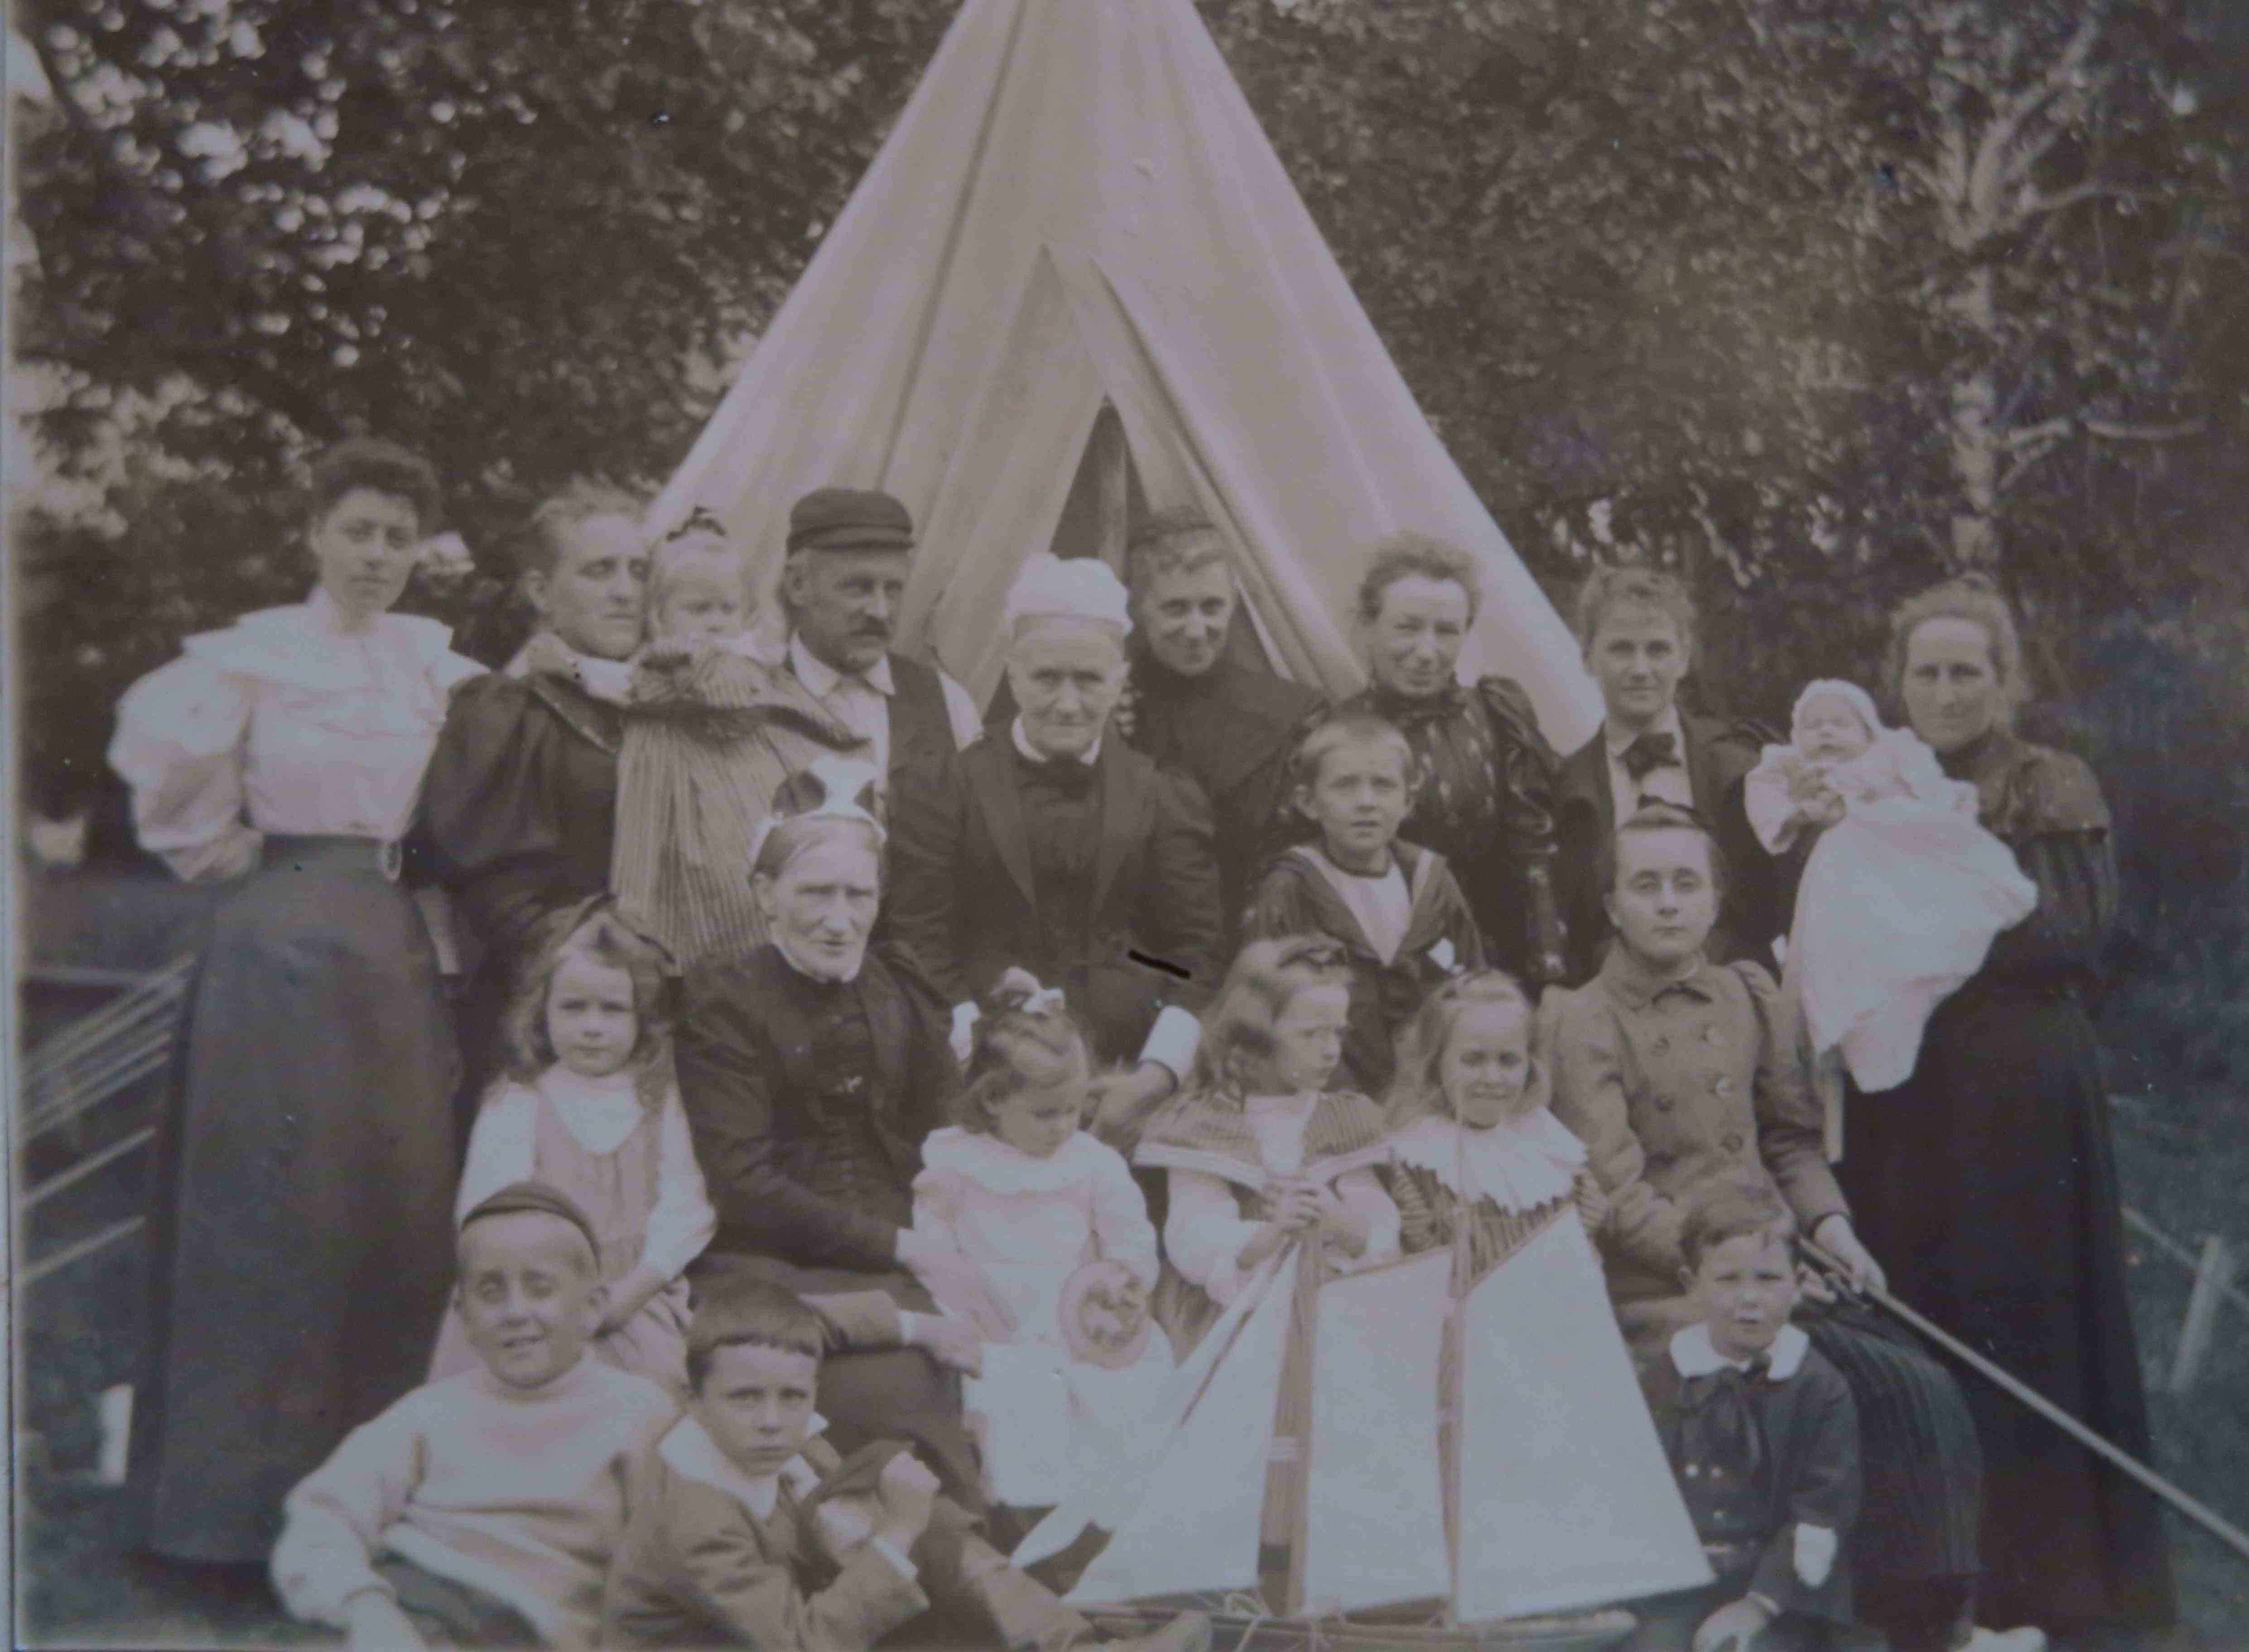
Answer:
[1680,1357,1771,1480]
[1620,730,1682,782]
[1015,747,1096,797]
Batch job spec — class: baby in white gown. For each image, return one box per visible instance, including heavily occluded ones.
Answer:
[911,975,1173,1513]
[1745,679,2036,1093]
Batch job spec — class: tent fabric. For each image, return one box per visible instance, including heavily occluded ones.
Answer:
[650,0,1601,749]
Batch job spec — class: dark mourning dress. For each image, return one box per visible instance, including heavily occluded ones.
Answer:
[1837,730,2174,1630]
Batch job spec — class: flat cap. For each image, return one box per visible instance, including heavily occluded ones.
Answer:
[786,487,915,556]
[459,1180,602,1268]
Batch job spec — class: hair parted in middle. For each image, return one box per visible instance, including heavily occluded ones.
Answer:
[1570,563,1698,656]
[1381,968,1542,1132]
[1598,800,1732,900]
[1189,935,1353,1098]
[514,479,648,579]
[1355,531,1481,626]
[954,973,1094,1134]
[1881,570,2027,725]
[1124,508,1229,596]
[502,899,673,1099]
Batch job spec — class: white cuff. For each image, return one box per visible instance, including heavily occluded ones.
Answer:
[897,1310,923,1346]
[1793,1522,1838,1587]
[869,1535,919,1583]
[1137,1005,1202,1081]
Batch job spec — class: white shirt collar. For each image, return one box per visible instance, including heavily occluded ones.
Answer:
[1668,1321,1809,1381]
[659,1412,829,1521]
[1010,714,1101,767]
[790,631,895,698]
[1605,705,1687,758]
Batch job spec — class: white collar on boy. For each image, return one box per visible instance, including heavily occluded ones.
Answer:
[1669,1321,1809,1381]
[660,1411,829,1520]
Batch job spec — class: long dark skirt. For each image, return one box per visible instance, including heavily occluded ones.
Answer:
[1839,973,2174,1629]
[130,850,461,1561]
[689,1252,985,1515]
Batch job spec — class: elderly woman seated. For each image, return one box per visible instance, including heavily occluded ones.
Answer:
[673,758,1002,1506]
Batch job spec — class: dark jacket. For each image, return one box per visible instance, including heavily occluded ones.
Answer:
[1640,1332,1860,1622]
[1553,711,1791,984]
[1240,841,1484,1095]
[887,732,1221,1067]
[674,942,961,1272]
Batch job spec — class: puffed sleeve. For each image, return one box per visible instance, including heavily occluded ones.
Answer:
[1539,984,1684,1281]
[420,673,587,964]
[1743,746,1806,854]
[1087,1140,1161,1289]
[639,1085,719,1283]
[1984,750,2116,978]
[1475,677,1568,984]
[1165,1170,1265,1306]
[107,653,263,883]
[1736,962,1849,1234]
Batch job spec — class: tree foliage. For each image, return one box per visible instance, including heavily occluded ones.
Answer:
[14,0,2249,940]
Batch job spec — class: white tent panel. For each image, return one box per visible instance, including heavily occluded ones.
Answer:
[651,0,1600,748]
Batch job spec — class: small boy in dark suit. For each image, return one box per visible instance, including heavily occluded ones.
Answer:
[602,1281,1210,1652]
[1625,1179,1860,1652]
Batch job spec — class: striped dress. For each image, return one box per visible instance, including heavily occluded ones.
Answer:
[611,644,864,968]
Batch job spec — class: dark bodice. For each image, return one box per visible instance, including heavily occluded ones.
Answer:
[776,966,915,1233]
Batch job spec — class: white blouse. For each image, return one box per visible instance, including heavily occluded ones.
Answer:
[108,591,483,882]
[455,1068,718,1285]
[1164,1092,1401,1306]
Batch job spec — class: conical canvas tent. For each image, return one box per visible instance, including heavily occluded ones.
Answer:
[651,0,1601,749]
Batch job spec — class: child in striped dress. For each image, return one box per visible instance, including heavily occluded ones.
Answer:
[611,514,863,968]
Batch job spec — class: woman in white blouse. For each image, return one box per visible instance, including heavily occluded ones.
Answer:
[106,438,483,1566]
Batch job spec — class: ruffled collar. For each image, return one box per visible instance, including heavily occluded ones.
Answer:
[919,1125,1103,1194]
[1389,1110,1584,1213]
[182,595,479,698]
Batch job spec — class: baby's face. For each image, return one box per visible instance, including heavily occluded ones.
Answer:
[656,558,753,647]
[1796,696,1872,765]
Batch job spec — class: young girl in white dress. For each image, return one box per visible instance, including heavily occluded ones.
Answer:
[1744,677,2036,1093]
[431,901,715,1395]
[912,975,1173,1514]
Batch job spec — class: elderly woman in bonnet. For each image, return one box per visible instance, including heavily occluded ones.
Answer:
[1268,533,1568,986]
[673,757,1006,1505]
[890,553,1223,1153]
[106,437,480,1563]
[1835,575,2174,1636]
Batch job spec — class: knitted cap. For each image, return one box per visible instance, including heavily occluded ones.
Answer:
[458,1180,602,1269]
[1003,552,1133,639]
[785,488,915,556]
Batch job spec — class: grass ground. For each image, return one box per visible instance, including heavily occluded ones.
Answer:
[14,872,2249,1648]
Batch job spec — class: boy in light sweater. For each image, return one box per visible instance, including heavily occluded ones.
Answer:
[270,1182,675,1649]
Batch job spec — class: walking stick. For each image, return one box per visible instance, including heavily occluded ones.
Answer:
[1800,1237,2249,1568]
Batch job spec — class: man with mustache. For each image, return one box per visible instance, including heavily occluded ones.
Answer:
[772,488,982,808]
